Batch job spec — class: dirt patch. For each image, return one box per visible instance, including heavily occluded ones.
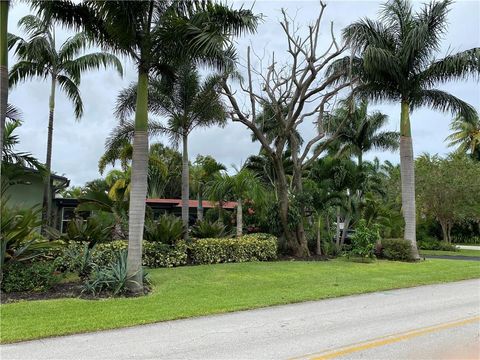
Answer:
[1,282,150,304]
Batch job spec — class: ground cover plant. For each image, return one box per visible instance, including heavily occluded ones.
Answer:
[1,259,479,343]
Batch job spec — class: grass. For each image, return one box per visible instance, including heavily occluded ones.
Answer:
[420,249,480,257]
[1,259,480,343]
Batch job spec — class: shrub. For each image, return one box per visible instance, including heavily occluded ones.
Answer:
[144,214,184,245]
[191,220,228,239]
[1,261,60,293]
[451,235,480,245]
[58,240,187,270]
[1,204,61,268]
[381,238,413,261]
[63,216,111,247]
[82,250,149,296]
[418,239,457,251]
[190,233,277,264]
[349,220,379,260]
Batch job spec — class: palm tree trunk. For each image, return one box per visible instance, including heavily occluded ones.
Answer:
[41,75,56,233]
[0,0,9,160]
[236,198,242,237]
[400,101,420,260]
[181,132,189,240]
[126,70,149,293]
[197,188,203,222]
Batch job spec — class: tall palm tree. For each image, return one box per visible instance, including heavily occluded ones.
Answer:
[339,0,480,258]
[207,168,264,237]
[326,99,399,166]
[190,155,226,221]
[446,113,480,160]
[33,0,259,292]
[0,0,9,158]
[115,64,227,238]
[8,15,122,231]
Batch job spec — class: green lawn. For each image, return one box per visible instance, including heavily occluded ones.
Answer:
[420,249,480,257]
[2,259,480,343]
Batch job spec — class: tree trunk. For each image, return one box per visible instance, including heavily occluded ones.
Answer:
[440,219,448,242]
[181,132,189,239]
[316,215,322,256]
[197,188,203,222]
[335,208,341,248]
[0,0,8,161]
[340,214,350,247]
[400,101,420,260]
[236,198,242,237]
[126,70,149,293]
[41,75,56,234]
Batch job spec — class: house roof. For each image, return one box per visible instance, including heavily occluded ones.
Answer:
[146,198,237,209]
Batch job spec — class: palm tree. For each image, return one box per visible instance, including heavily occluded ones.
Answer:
[0,0,9,158]
[115,64,227,238]
[207,169,264,237]
[190,155,226,221]
[446,113,480,160]
[8,15,122,231]
[32,0,259,292]
[339,0,480,258]
[326,99,399,166]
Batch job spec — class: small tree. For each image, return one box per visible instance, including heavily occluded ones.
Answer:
[416,154,480,242]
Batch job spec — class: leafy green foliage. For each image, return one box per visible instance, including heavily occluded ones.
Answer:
[82,250,148,296]
[380,239,413,261]
[349,220,379,260]
[1,261,60,293]
[191,220,228,239]
[1,203,59,268]
[63,217,111,248]
[60,243,94,279]
[417,239,457,251]
[190,233,278,264]
[144,214,184,245]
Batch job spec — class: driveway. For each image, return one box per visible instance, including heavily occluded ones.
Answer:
[2,279,479,360]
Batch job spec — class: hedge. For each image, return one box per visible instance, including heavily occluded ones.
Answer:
[189,233,278,264]
[380,238,414,261]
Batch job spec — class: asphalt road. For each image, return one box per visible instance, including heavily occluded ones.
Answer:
[2,279,479,360]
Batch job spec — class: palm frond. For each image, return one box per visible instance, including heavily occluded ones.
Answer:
[57,75,83,119]
[410,89,477,119]
[9,61,49,88]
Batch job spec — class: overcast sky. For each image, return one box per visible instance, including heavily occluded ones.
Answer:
[8,0,480,186]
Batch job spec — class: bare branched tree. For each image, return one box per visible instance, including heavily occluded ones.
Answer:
[221,2,356,256]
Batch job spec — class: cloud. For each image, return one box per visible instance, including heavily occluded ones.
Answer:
[7,0,480,186]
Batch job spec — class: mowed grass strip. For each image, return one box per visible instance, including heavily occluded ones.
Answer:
[420,249,480,257]
[2,259,480,343]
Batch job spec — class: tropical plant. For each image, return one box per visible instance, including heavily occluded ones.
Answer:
[33,0,259,292]
[338,0,480,258]
[0,201,59,271]
[8,15,122,231]
[326,99,399,166]
[63,216,112,248]
[3,107,42,169]
[143,214,184,245]
[82,250,147,296]
[190,155,226,221]
[115,64,227,238]
[207,169,265,237]
[0,0,9,158]
[349,219,379,260]
[191,220,228,239]
[446,113,480,160]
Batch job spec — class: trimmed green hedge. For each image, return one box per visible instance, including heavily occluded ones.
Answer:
[381,238,413,261]
[190,233,278,264]
[95,240,188,268]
